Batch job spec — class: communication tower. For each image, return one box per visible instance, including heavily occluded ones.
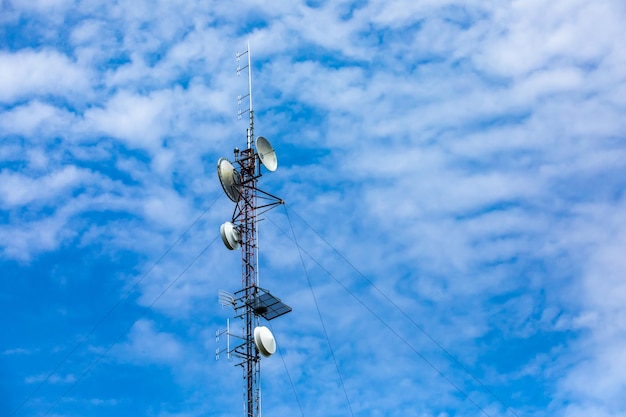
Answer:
[216,43,291,417]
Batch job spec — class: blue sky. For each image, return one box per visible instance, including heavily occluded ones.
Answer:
[2,1,626,416]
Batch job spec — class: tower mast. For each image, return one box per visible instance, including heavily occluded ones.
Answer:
[239,41,259,417]
[216,43,291,417]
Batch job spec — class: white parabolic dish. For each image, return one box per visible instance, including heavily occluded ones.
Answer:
[217,158,241,202]
[220,221,241,250]
[255,136,278,172]
[253,326,276,357]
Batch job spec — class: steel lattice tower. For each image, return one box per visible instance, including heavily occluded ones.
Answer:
[216,43,291,417]
[238,142,260,417]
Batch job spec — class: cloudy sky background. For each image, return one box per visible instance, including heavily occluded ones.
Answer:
[2,0,626,416]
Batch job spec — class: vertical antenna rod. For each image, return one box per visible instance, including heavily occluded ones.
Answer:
[243,42,258,417]
[247,41,254,150]
[236,41,260,417]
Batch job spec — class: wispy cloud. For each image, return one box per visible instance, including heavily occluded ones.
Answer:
[0,49,91,103]
[1,1,625,417]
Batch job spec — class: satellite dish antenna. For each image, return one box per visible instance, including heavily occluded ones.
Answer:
[217,158,241,202]
[256,136,278,172]
[220,221,241,250]
[253,326,276,357]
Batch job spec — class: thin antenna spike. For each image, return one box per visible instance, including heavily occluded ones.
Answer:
[227,318,231,361]
[247,41,254,149]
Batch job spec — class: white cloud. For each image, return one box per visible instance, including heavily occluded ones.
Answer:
[25,372,76,384]
[2,347,34,355]
[0,166,88,208]
[142,186,193,228]
[0,49,91,103]
[70,19,107,46]
[548,199,626,415]
[0,100,79,142]
[81,83,235,155]
[114,319,184,365]
[0,208,74,260]
[473,0,623,78]
[83,91,170,151]
[8,0,74,13]
[0,169,153,260]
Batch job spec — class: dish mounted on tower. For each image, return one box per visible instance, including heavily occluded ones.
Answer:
[215,43,291,417]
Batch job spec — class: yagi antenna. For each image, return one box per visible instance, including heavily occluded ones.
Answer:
[236,41,254,149]
[218,290,236,309]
